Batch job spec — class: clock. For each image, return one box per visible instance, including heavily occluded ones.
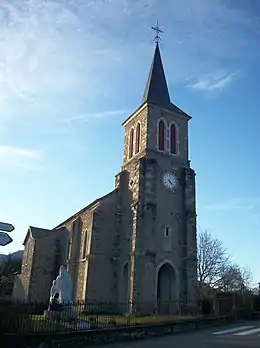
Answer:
[162,172,178,190]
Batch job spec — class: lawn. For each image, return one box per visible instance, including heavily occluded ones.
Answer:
[3,314,65,333]
[79,313,198,326]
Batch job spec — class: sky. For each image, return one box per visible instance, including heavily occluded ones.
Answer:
[0,0,260,285]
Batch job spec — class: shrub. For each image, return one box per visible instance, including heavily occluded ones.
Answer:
[201,298,213,316]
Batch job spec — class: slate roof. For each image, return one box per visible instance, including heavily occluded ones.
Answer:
[22,226,52,245]
[142,42,171,107]
[22,190,117,246]
[53,189,117,229]
[123,43,190,127]
[143,43,190,117]
[29,226,52,238]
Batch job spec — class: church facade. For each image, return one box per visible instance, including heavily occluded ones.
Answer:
[17,42,198,313]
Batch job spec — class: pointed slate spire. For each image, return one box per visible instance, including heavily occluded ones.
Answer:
[142,43,171,107]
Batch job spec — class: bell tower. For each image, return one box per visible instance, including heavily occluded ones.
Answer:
[117,25,198,313]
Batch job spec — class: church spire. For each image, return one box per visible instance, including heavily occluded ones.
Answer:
[142,23,171,107]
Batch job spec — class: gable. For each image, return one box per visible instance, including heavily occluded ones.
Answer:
[22,226,52,245]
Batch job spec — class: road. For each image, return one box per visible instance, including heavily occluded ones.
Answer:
[99,321,260,348]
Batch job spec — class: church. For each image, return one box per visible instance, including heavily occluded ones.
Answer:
[16,36,198,314]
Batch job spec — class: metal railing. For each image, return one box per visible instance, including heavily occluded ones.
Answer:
[0,300,199,333]
[0,296,258,334]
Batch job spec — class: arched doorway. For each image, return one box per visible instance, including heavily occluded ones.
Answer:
[156,262,177,314]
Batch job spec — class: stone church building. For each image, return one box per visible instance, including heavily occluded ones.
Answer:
[17,42,198,313]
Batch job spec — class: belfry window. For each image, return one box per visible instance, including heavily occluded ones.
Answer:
[170,123,177,154]
[158,120,165,151]
[129,128,134,159]
[135,122,141,154]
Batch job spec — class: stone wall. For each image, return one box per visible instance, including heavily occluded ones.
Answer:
[122,105,148,165]
[12,275,25,301]
[85,191,118,302]
[28,228,67,302]
[16,227,69,302]
[60,210,93,300]
[114,170,133,303]
[19,237,35,300]
[183,168,198,302]
[54,190,118,302]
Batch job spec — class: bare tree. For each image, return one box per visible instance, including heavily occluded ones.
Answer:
[197,230,230,294]
[197,230,254,296]
[217,264,253,293]
[0,254,22,275]
[0,255,22,295]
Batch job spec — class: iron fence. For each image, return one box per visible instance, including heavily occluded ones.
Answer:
[0,300,200,334]
[0,296,258,334]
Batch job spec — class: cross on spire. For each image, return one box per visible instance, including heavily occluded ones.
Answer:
[151,21,164,43]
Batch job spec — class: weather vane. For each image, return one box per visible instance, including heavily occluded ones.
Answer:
[151,21,164,43]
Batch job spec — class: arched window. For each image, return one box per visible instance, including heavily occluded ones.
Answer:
[135,122,141,154]
[158,120,165,151]
[129,128,134,158]
[170,123,177,154]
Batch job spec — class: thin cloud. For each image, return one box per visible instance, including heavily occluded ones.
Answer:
[202,197,260,213]
[188,71,238,92]
[0,145,40,159]
[0,145,41,170]
[0,0,258,121]
[59,109,129,124]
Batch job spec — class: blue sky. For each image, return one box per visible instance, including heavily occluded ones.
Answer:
[0,0,260,285]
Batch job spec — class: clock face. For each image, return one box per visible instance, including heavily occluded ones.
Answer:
[162,172,178,190]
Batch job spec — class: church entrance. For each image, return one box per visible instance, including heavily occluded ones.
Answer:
[156,262,177,314]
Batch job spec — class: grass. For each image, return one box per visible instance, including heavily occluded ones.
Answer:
[4,314,64,333]
[77,313,198,326]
